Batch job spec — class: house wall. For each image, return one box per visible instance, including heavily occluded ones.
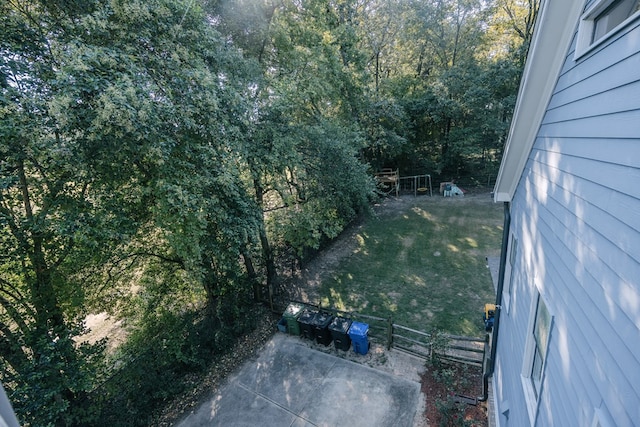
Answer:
[494,6,640,427]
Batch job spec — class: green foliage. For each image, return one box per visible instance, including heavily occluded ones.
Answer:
[435,394,472,427]
[7,327,107,427]
[429,329,452,368]
[432,364,479,427]
[86,291,259,426]
[433,367,456,390]
[0,0,534,423]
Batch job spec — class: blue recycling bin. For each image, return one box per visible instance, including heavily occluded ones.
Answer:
[348,321,370,355]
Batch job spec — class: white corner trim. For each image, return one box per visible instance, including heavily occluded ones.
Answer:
[493,191,511,203]
[493,0,585,203]
[491,376,502,427]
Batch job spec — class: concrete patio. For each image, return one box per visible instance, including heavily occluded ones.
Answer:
[177,333,422,427]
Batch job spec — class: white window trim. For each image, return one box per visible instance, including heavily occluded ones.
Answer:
[503,232,518,314]
[521,289,554,426]
[575,0,640,59]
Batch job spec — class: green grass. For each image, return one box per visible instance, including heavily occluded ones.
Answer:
[318,195,503,337]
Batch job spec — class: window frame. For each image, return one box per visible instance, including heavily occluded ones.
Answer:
[521,290,553,425]
[575,0,640,59]
[503,232,518,314]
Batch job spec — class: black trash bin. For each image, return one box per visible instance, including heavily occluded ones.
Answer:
[297,308,318,340]
[312,312,334,346]
[328,316,352,351]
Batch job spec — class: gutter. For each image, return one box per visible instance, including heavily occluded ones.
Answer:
[478,201,510,402]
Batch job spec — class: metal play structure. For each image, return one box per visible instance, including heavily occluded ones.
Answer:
[398,174,432,197]
[375,169,433,197]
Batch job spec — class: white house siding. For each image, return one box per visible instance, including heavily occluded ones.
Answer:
[494,9,640,427]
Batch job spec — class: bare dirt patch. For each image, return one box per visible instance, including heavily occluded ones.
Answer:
[76,312,127,352]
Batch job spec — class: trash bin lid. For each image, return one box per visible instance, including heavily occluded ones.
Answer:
[283,302,305,318]
[328,316,352,333]
[348,321,369,338]
[312,312,333,327]
[297,308,318,323]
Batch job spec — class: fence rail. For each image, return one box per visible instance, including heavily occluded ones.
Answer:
[280,301,488,367]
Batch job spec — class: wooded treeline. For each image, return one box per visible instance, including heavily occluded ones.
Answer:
[0,0,537,424]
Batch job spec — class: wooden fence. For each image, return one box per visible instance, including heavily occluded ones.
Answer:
[282,301,487,367]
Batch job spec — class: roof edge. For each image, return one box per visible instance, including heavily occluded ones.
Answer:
[493,0,585,203]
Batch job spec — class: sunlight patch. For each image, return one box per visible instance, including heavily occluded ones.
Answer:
[447,244,460,252]
[463,237,478,247]
[411,207,435,221]
[421,308,434,318]
[404,274,426,287]
[354,233,368,255]
[401,235,415,248]
[387,291,402,300]
[328,288,346,310]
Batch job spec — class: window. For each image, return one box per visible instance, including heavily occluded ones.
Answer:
[521,291,553,424]
[530,296,550,397]
[593,0,640,41]
[575,0,640,58]
[503,234,518,313]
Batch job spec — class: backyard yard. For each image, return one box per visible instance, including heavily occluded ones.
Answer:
[290,190,503,337]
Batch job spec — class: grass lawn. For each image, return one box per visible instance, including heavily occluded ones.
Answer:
[318,193,503,337]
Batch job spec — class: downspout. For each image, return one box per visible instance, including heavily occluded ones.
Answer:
[478,201,511,402]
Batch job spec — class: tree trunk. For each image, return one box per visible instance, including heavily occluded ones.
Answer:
[17,160,66,334]
[15,159,81,416]
[253,177,276,309]
[241,245,260,301]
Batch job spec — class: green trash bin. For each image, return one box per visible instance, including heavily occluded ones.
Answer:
[283,302,305,336]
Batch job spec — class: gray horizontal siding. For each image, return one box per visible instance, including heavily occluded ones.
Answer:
[514,164,640,426]
[529,147,640,266]
[524,160,640,378]
[550,53,640,110]
[497,7,640,426]
[555,17,640,93]
[538,109,640,139]
[544,80,640,123]
[530,152,640,352]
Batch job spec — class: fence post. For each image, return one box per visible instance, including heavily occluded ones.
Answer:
[386,317,393,350]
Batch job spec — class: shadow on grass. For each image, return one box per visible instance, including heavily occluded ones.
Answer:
[319,195,503,336]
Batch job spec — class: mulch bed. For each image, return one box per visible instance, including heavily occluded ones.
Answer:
[421,361,488,427]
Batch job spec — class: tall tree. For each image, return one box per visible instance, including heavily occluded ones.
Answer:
[213,0,376,288]
[1,0,262,423]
